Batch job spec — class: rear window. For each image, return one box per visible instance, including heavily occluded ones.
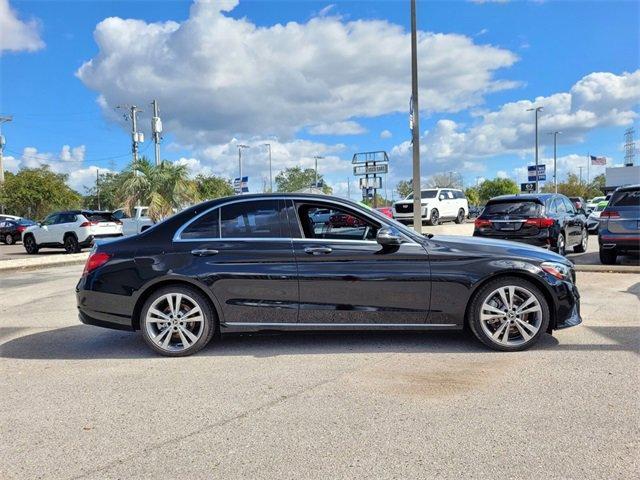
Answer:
[483,201,541,216]
[17,219,35,226]
[84,212,115,222]
[609,189,640,207]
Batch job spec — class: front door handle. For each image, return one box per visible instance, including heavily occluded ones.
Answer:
[304,246,333,255]
[191,249,219,257]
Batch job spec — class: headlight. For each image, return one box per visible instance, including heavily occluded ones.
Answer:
[541,261,573,281]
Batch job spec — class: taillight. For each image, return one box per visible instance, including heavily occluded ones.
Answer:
[83,252,111,276]
[525,217,555,228]
[474,218,491,228]
[16,226,26,233]
[79,221,99,227]
[600,210,620,218]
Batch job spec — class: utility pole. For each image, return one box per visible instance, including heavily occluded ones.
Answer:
[118,105,143,164]
[548,131,561,193]
[347,178,351,199]
[237,144,249,194]
[527,106,543,193]
[96,169,101,210]
[313,155,324,189]
[0,115,12,185]
[410,0,422,232]
[151,100,163,166]
[578,166,584,185]
[263,143,272,192]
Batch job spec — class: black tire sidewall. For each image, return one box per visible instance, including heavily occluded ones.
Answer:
[64,235,79,254]
[24,235,38,254]
[140,286,216,357]
[468,276,550,352]
[5,234,14,245]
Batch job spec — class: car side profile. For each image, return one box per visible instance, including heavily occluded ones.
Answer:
[0,218,35,244]
[23,210,123,254]
[76,194,581,357]
[473,193,588,256]
[392,188,468,225]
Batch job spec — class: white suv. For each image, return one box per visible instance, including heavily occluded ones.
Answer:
[22,210,123,254]
[393,188,468,225]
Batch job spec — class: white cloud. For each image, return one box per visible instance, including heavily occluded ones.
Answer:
[380,129,393,139]
[0,0,44,53]
[308,121,366,135]
[77,0,518,145]
[316,4,336,17]
[4,145,110,193]
[496,170,509,179]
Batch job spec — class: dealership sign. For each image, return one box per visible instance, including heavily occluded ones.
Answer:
[353,164,388,176]
[527,165,546,181]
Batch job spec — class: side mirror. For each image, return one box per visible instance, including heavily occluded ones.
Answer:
[439,194,445,201]
[376,226,402,246]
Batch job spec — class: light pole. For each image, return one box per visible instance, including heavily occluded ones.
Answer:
[0,115,13,185]
[410,0,422,232]
[263,143,272,192]
[527,106,543,193]
[237,144,249,194]
[548,131,561,193]
[313,155,324,189]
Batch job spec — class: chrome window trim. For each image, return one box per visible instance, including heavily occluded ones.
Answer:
[174,195,420,245]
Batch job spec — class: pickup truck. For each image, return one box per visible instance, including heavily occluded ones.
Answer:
[112,206,154,236]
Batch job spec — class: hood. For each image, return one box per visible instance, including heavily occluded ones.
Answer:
[427,234,570,265]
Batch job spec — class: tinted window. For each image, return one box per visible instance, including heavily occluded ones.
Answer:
[556,198,567,213]
[546,198,557,214]
[562,197,576,214]
[297,203,378,241]
[17,219,35,226]
[182,209,220,239]
[42,214,58,225]
[483,201,541,216]
[59,213,78,223]
[407,190,437,199]
[84,212,114,222]
[609,189,640,207]
[220,200,286,238]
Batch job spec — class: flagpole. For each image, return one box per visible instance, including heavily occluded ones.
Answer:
[587,153,590,185]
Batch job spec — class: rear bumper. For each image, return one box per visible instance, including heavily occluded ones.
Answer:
[599,233,640,251]
[473,231,552,249]
[79,234,123,248]
[76,283,135,330]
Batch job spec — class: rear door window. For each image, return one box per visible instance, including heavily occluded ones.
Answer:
[220,200,287,239]
[483,201,540,216]
[181,209,220,239]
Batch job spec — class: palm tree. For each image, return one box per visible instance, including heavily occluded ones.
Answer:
[118,157,199,221]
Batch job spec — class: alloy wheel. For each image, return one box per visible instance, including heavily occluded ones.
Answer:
[479,285,543,347]
[557,234,566,256]
[431,209,439,225]
[5,234,14,245]
[144,293,205,353]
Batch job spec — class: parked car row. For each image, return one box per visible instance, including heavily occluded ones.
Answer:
[393,188,469,225]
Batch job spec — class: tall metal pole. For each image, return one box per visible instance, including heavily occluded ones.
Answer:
[548,131,561,193]
[263,143,272,192]
[527,106,543,193]
[578,166,584,184]
[0,115,13,185]
[237,144,248,194]
[96,169,101,210]
[313,155,324,189]
[410,0,422,232]
[151,100,162,166]
[130,105,141,163]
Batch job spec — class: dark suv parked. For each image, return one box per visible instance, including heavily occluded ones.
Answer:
[473,193,588,255]
[598,184,640,264]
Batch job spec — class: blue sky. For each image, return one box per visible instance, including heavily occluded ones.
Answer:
[1,0,639,197]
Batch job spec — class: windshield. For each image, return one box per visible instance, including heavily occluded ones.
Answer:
[483,201,541,216]
[406,190,437,200]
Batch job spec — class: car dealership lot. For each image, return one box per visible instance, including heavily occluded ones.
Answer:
[1,264,638,479]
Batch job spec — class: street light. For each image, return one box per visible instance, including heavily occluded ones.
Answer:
[262,143,272,192]
[526,106,543,193]
[313,155,324,189]
[237,144,249,194]
[547,131,561,193]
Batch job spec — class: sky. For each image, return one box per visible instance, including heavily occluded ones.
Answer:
[1,0,639,199]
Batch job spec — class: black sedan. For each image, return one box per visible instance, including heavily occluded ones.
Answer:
[473,193,588,256]
[77,194,581,356]
[0,218,36,245]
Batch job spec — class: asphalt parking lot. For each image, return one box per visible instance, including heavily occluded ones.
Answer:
[1,264,638,479]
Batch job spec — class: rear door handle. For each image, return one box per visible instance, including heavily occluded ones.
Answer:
[304,246,333,255]
[191,249,219,257]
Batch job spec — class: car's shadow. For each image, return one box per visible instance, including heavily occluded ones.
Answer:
[0,325,562,360]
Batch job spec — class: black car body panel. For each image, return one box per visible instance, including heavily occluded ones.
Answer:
[76,194,581,335]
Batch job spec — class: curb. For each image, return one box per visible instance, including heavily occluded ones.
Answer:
[573,264,640,274]
[0,253,88,273]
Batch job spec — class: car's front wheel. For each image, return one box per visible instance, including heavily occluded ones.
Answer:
[141,286,216,356]
[468,277,550,351]
[23,234,39,254]
[555,232,566,256]
[427,208,440,226]
[64,234,80,254]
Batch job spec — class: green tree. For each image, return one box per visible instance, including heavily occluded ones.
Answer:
[275,166,332,194]
[0,167,82,219]
[118,157,199,221]
[195,174,234,200]
[464,186,480,206]
[541,173,604,199]
[396,179,413,199]
[478,178,519,203]
[83,172,125,211]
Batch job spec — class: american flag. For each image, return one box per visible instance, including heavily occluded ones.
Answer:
[590,155,606,165]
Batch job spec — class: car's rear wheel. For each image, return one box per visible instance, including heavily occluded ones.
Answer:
[23,234,39,254]
[599,248,617,265]
[427,208,440,226]
[141,286,216,357]
[64,234,80,254]
[455,208,465,224]
[5,233,15,245]
[468,277,550,352]
[555,232,566,256]
[573,228,588,253]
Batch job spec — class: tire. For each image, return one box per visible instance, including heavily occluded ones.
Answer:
[63,234,80,254]
[554,232,566,256]
[468,276,550,352]
[599,248,617,265]
[455,208,465,224]
[5,233,15,245]
[140,285,216,357]
[23,234,39,254]
[573,228,588,253]
[427,209,440,226]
